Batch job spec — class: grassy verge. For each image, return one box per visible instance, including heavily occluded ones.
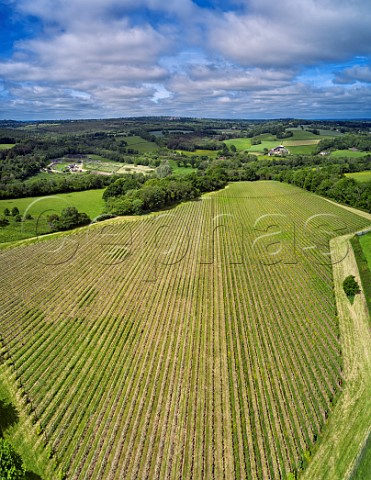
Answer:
[350,234,371,318]
[349,431,371,479]
[302,234,371,480]
[0,364,56,479]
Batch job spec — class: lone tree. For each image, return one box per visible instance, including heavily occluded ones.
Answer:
[11,207,20,217]
[0,439,25,479]
[343,275,360,301]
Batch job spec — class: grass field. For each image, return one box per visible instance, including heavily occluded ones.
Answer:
[125,135,158,153]
[0,190,106,243]
[225,131,326,156]
[176,149,218,157]
[345,171,371,183]
[224,138,252,151]
[168,159,197,175]
[0,181,369,479]
[248,141,280,153]
[286,145,318,155]
[318,129,343,137]
[0,143,15,150]
[284,128,324,142]
[359,231,371,270]
[330,150,369,159]
[283,139,320,146]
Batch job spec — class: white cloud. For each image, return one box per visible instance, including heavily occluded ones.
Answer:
[14,0,197,28]
[207,0,371,67]
[1,0,371,119]
[334,65,371,84]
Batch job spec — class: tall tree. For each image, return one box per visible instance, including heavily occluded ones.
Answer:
[0,439,25,480]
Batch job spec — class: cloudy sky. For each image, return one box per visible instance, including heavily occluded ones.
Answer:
[1,0,371,120]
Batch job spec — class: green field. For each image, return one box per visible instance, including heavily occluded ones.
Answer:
[217,130,354,158]
[286,129,324,140]
[283,139,320,146]
[286,145,318,155]
[345,171,371,183]
[359,232,371,270]
[0,181,369,479]
[330,150,369,159]
[317,129,343,137]
[247,141,280,153]
[225,136,278,154]
[0,189,105,243]
[176,148,218,157]
[0,143,15,150]
[125,135,158,153]
[224,138,252,151]
[225,131,325,156]
[168,159,198,175]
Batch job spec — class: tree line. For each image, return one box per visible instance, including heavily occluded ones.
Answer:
[104,169,227,215]
[316,134,371,153]
[0,173,115,199]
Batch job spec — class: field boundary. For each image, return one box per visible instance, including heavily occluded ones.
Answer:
[350,235,371,317]
[302,233,371,480]
[321,197,371,222]
[0,362,56,478]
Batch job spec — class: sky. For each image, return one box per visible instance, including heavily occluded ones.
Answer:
[1,0,371,120]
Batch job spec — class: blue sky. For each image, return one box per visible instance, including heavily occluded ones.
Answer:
[0,0,371,120]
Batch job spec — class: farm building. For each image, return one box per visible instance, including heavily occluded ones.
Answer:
[268,145,289,156]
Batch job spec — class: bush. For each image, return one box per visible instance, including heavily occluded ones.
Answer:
[47,206,91,232]
[0,438,25,479]
[343,275,360,299]
[93,213,116,222]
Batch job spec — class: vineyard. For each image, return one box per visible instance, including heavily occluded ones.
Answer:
[0,181,369,480]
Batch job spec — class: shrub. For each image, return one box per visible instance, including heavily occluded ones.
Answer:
[0,438,25,479]
[343,275,360,300]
